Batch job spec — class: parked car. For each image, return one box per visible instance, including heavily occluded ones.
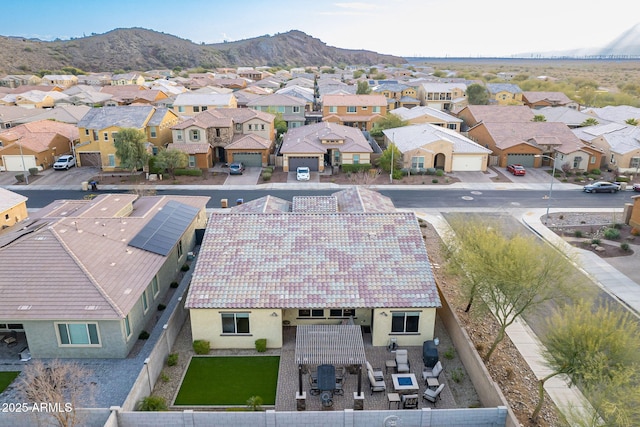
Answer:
[583,181,620,193]
[228,162,245,175]
[296,166,310,181]
[633,183,640,192]
[506,164,526,176]
[53,155,76,170]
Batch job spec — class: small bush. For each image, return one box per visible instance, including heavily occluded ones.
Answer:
[263,166,274,174]
[139,330,150,340]
[160,372,170,383]
[246,396,263,411]
[174,168,203,177]
[631,228,640,237]
[15,174,25,183]
[621,242,631,252]
[170,281,179,288]
[443,347,455,360]
[28,167,39,176]
[613,223,623,229]
[431,178,439,183]
[505,367,514,380]
[157,303,166,311]
[426,167,437,175]
[181,263,190,272]
[589,168,601,175]
[451,368,465,383]
[341,163,371,173]
[591,238,601,245]
[616,176,629,182]
[255,338,267,353]
[435,169,444,177]
[603,228,620,240]
[167,353,179,366]
[392,170,403,180]
[137,396,167,411]
[261,172,272,181]
[574,230,583,238]
[193,339,210,354]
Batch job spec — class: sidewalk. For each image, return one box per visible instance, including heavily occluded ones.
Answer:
[414,208,640,423]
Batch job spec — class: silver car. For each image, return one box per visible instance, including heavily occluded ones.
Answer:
[583,181,620,193]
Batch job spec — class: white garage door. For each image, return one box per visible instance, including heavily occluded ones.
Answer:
[452,155,484,171]
[2,155,37,172]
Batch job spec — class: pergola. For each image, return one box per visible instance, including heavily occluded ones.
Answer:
[295,324,367,395]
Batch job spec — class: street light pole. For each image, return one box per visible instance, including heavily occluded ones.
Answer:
[17,137,29,185]
[535,154,556,225]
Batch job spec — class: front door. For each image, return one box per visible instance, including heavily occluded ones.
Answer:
[434,153,446,170]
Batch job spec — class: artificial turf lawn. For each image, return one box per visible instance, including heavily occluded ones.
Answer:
[0,371,20,394]
[174,356,279,406]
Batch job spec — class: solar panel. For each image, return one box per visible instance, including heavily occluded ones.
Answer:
[128,200,200,256]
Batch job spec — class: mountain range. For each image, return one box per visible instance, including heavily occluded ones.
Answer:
[0,28,405,74]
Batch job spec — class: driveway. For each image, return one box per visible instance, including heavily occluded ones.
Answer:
[493,165,561,185]
[0,166,99,187]
[223,166,261,185]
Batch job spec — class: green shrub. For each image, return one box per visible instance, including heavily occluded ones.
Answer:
[174,168,203,177]
[591,238,601,245]
[435,169,444,177]
[255,338,267,353]
[28,167,39,176]
[616,176,629,182]
[160,372,170,383]
[451,368,464,383]
[193,339,210,354]
[181,263,190,272]
[574,230,583,238]
[613,223,623,229]
[603,228,621,240]
[137,396,167,411]
[261,172,272,181]
[170,281,179,288]
[263,166,273,174]
[621,242,631,252]
[443,347,455,360]
[246,395,264,411]
[14,174,25,183]
[167,353,179,366]
[148,156,163,174]
[432,178,439,183]
[589,168,601,175]
[139,330,150,340]
[157,303,166,311]
[426,167,437,175]
[341,163,371,173]
[392,170,403,180]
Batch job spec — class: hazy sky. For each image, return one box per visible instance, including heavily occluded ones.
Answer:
[4,0,638,57]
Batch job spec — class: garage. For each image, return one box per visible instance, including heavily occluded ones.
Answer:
[79,152,102,168]
[506,154,536,168]
[288,156,320,171]
[451,155,485,171]
[1,155,37,172]
[231,152,262,167]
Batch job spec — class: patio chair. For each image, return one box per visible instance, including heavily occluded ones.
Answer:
[395,349,410,373]
[401,393,419,409]
[367,369,386,394]
[423,383,445,405]
[422,361,443,381]
[309,372,320,395]
[366,361,384,381]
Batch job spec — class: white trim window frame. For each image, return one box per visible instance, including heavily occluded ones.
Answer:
[56,322,101,346]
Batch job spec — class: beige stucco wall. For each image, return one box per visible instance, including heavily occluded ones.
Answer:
[340,152,371,165]
[1,200,28,227]
[281,308,372,327]
[190,308,284,350]
[403,142,453,172]
[371,308,437,347]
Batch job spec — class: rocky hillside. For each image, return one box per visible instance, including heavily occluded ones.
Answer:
[0,28,405,74]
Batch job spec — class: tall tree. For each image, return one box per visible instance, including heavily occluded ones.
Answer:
[154,148,188,179]
[376,143,402,174]
[113,128,149,173]
[369,113,409,137]
[466,83,489,105]
[356,80,371,94]
[534,301,640,422]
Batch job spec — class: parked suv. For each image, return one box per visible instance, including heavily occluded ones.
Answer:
[229,162,245,175]
[53,155,76,170]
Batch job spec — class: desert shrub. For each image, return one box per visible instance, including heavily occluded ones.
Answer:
[341,164,371,173]
[246,396,263,411]
[613,223,623,229]
[160,372,170,383]
[170,281,179,288]
[589,168,601,175]
[591,238,601,245]
[603,228,620,240]
[443,347,455,360]
[181,263,190,271]
[432,178,439,183]
[392,170,403,180]
[137,396,167,411]
[193,339,210,354]
[574,230,583,238]
[261,172,272,181]
[255,338,267,353]
[616,176,629,182]
[435,169,444,177]
[28,167,39,176]
[263,166,273,174]
[14,174,25,183]
[174,168,202,176]
[451,368,465,383]
[167,353,179,366]
[426,167,437,175]
[139,330,150,340]
[621,242,631,252]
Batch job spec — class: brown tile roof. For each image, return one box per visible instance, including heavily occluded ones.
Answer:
[322,94,388,107]
[333,187,397,213]
[292,196,338,213]
[186,212,439,310]
[522,91,573,104]
[226,134,272,150]
[0,120,79,152]
[232,195,291,213]
[481,121,582,150]
[167,142,211,154]
[280,122,373,155]
[464,105,535,124]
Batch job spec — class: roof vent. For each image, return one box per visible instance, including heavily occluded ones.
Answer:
[17,305,32,310]
[84,305,99,310]
[124,288,132,295]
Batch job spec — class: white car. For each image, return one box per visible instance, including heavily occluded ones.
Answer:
[53,155,76,170]
[296,166,310,181]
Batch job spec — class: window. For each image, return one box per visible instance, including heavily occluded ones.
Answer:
[57,323,100,346]
[222,313,250,334]
[353,154,360,164]
[373,106,380,113]
[362,106,368,110]
[248,124,253,130]
[178,106,185,113]
[216,128,221,137]
[447,123,457,130]
[590,156,596,164]
[277,106,285,113]
[298,309,325,318]
[188,155,196,168]
[411,156,425,169]
[329,309,355,318]
[177,239,183,258]
[235,124,242,132]
[631,157,640,168]
[190,130,200,141]
[108,154,115,167]
[5,214,9,220]
[391,312,420,333]
[293,106,300,113]
[141,290,149,314]
[85,129,89,136]
[573,156,582,168]
[103,132,109,141]
[176,130,183,141]
[193,106,200,113]
[202,106,208,111]
[261,124,265,130]
[111,132,118,141]
[124,315,131,338]
[150,126,157,138]
[92,130,98,141]
[329,106,337,113]
[151,277,159,298]
[611,154,616,163]
[347,106,356,113]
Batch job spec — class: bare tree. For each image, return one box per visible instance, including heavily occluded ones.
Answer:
[348,168,381,186]
[16,360,95,427]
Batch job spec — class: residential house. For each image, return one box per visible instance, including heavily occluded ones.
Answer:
[234,88,267,108]
[75,105,179,170]
[372,83,420,110]
[382,123,491,172]
[0,74,42,88]
[61,85,113,107]
[321,94,387,131]
[77,73,112,86]
[417,82,467,112]
[391,106,463,131]
[0,188,28,228]
[0,120,79,171]
[40,74,78,88]
[208,78,247,90]
[279,121,372,172]
[237,67,268,81]
[171,108,275,165]
[582,105,640,125]
[173,92,238,116]
[247,93,306,129]
[456,105,535,130]
[535,106,610,129]
[572,123,640,172]
[486,83,524,106]
[111,73,146,86]
[0,106,42,129]
[284,77,315,89]
[522,91,579,110]
[0,90,68,109]
[100,85,147,105]
[165,141,213,169]
[275,86,315,112]
[14,104,91,126]
[0,193,209,358]
[186,187,440,350]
